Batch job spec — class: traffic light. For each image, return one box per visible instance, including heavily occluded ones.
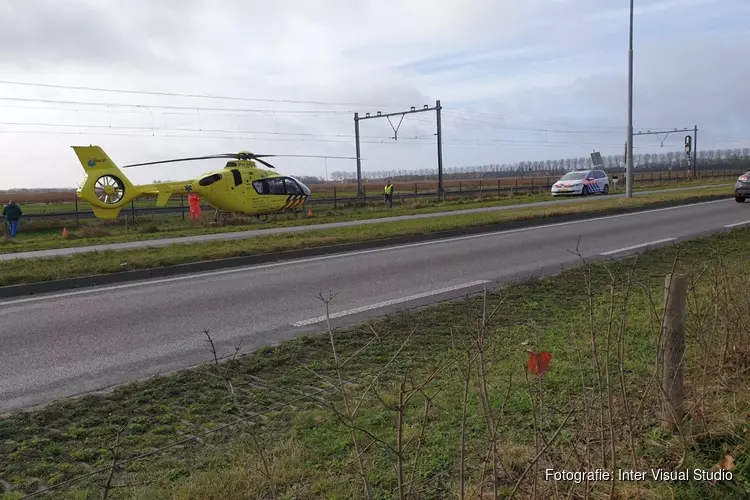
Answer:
[685,135,692,154]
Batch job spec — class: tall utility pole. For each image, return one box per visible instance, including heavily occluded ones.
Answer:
[626,0,635,198]
[353,100,444,197]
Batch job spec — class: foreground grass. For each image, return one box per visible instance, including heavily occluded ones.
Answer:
[1,227,749,499]
[0,186,733,287]
[0,180,733,255]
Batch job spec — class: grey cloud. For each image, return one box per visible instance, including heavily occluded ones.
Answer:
[0,1,139,63]
[484,32,750,142]
[0,0,206,70]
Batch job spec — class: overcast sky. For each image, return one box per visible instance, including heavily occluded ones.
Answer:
[0,0,748,189]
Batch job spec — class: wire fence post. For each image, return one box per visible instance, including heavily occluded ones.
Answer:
[180,195,185,221]
[660,273,687,432]
[333,186,337,210]
[74,196,80,226]
[131,201,136,224]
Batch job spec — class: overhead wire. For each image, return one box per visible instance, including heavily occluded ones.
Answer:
[2,89,743,157]
[0,96,355,115]
[0,120,383,140]
[0,128,441,146]
[445,109,684,135]
[0,126,664,150]
[0,79,419,108]
[445,108,625,130]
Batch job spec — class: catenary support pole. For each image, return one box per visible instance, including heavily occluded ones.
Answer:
[693,125,698,177]
[354,112,363,196]
[436,99,444,198]
[625,0,634,198]
[354,103,441,195]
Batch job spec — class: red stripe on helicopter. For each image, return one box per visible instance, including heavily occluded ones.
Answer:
[290,196,306,210]
[280,195,296,211]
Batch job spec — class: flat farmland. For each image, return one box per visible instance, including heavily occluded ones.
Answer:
[307,168,725,194]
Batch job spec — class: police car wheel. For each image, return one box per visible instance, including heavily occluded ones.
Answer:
[581,185,589,196]
[735,196,745,203]
[603,184,609,195]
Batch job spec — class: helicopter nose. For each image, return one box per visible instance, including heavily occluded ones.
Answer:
[299,181,311,196]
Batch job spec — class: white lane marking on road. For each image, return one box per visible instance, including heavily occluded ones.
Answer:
[724,220,750,228]
[290,280,491,327]
[600,238,676,256]
[0,198,730,307]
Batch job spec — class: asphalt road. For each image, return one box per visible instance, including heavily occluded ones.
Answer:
[2,197,749,413]
[0,184,730,262]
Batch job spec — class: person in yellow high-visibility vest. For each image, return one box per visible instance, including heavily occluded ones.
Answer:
[383,180,394,208]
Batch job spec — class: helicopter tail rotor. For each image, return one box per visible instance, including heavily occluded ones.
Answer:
[72,145,140,218]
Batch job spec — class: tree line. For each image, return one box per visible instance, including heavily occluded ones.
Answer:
[325,146,750,183]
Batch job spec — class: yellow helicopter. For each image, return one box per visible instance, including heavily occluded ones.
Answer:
[72,145,354,219]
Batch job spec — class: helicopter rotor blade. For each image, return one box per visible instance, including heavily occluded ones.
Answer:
[121,153,362,168]
[253,157,276,169]
[258,154,361,160]
[122,154,238,168]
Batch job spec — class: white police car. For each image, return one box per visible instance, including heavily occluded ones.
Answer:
[551,169,610,196]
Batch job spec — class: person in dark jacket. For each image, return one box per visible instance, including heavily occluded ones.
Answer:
[2,200,22,238]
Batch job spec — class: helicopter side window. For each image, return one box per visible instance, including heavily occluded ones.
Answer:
[198,173,222,187]
[230,169,242,187]
[252,180,266,194]
[266,178,285,195]
[284,178,303,195]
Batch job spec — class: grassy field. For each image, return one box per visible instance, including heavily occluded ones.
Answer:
[0,186,734,287]
[0,181,734,255]
[5,168,740,213]
[7,175,737,218]
[1,227,748,499]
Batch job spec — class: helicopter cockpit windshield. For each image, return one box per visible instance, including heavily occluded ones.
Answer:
[252,176,310,196]
[285,177,311,196]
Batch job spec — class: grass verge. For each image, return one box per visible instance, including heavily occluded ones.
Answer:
[0,186,734,288]
[1,226,749,499]
[0,182,732,255]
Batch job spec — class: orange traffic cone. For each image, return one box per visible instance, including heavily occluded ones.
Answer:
[307,208,313,217]
[62,227,69,239]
